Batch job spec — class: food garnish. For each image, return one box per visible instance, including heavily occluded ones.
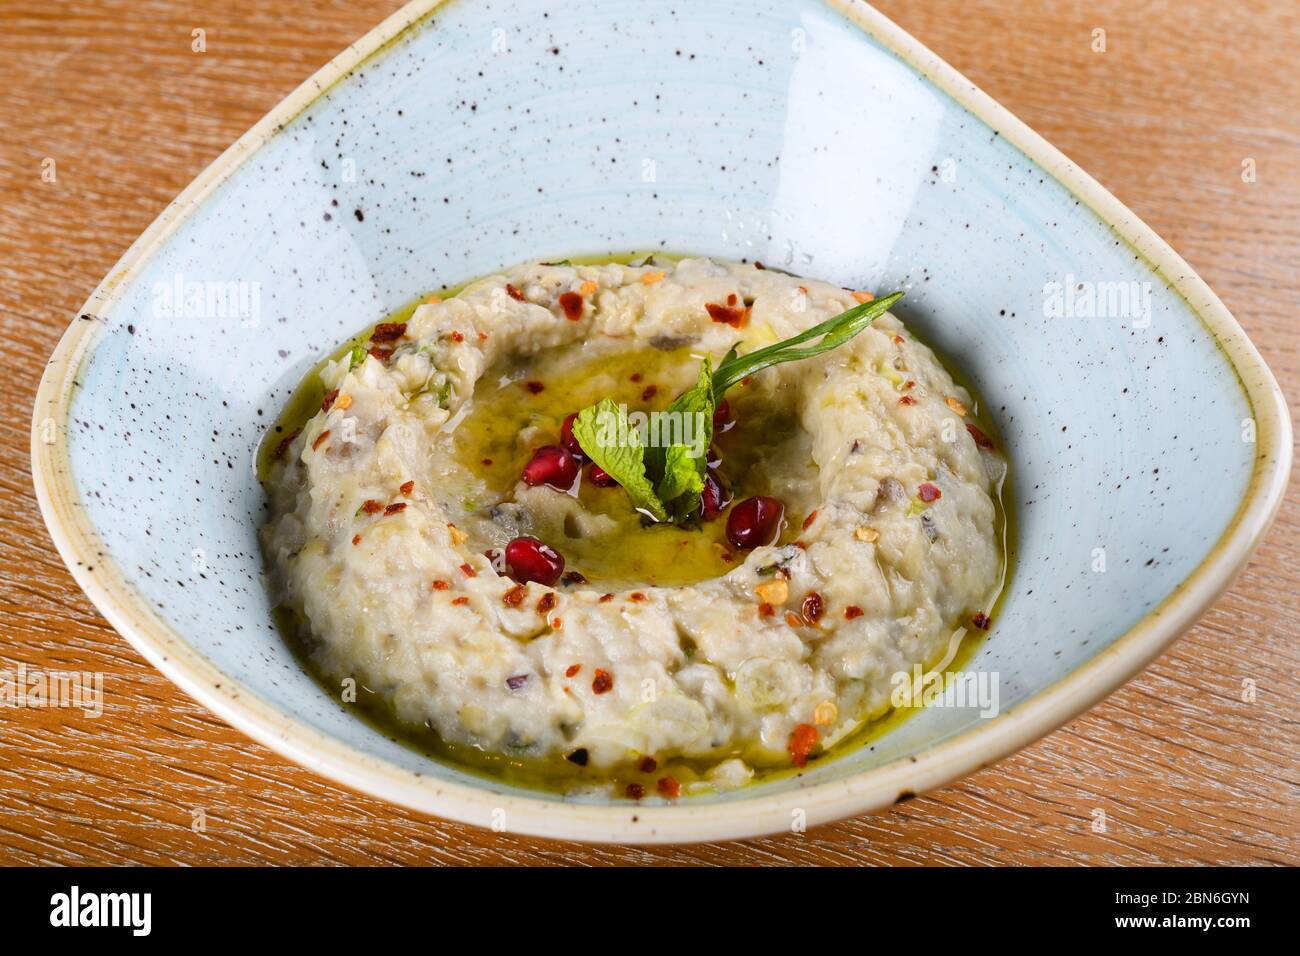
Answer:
[966,423,995,449]
[726,495,784,550]
[567,292,902,525]
[788,723,819,767]
[504,536,565,586]
[656,776,681,798]
[521,445,580,491]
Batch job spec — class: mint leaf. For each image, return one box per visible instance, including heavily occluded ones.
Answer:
[562,289,903,526]
[571,398,668,521]
[653,357,714,514]
[711,291,903,400]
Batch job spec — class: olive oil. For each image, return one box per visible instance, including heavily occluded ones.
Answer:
[446,340,813,588]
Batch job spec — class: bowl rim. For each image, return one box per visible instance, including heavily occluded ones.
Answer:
[30,0,1292,844]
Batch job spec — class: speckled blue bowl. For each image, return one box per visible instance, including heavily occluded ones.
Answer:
[32,0,1290,842]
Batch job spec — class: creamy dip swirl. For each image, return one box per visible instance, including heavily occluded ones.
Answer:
[261,257,1005,795]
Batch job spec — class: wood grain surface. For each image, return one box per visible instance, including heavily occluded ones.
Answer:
[0,0,1296,866]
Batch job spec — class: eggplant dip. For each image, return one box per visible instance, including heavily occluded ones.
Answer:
[261,257,1007,799]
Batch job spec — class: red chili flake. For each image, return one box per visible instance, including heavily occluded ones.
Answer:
[758,602,775,618]
[625,783,645,800]
[506,283,526,301]
[368,346,393,361]
[630,372,643,383]
[551,617,563,629]
[361,499,382,514]
[321,388,339,412]
[478,331,489,341]
[802,591,825,624]
[450,330,464,343]
[399,480,415,496]
[506,674,529,690]
[904,380,916,390]
[536,592,556,616]
[844,605,864,620]
[384,502,406,516]
[893,335,905,345]
[503,583,527,607]
[641,385,658,401]
[311,430,331,451]
[592,669,613,694]
[899,395,918,406]
[918,483,942,502]
[459,563,476,577]
[558,291,584,320]
[525,380,545,394]
[705,302,746,327]
[351,534,361,546]
[452,596,469,606]
[966,423,995,449]
[432,580,450,590]
[802,510,818,531]
[638,756,658,774]
[371,321,407,342]
[727,293,738,306]
[598,593,614,603]
[789,723,819,768]
[628,592,646,602]
[657,776,681,798]
[972,612,991,630]
[481,458,493,466]
[565,664,581,678]
[272,429,299,460]
[785,612,803,628]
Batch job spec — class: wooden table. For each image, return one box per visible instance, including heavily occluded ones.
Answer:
[1,0,1295,866]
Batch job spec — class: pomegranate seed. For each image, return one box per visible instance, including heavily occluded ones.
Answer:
[726,495,784,549]
[714,399,735,433]
[504,536,565,586]
[700,472,731,521]
[706,446,722,470]
[522,444,579,490]
[560,413,587,460]
[588,463,617,487]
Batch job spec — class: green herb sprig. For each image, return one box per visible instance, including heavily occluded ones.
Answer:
[571,291,903,522]
[710,292,902,399]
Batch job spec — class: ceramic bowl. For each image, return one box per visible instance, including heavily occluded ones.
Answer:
[32,0,1290,843]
